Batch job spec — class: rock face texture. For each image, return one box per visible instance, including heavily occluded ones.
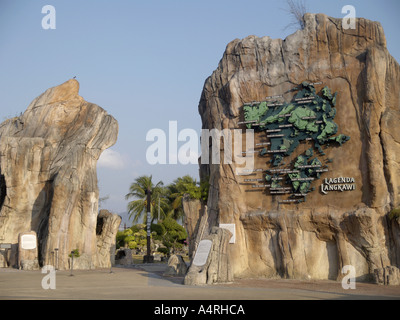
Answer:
[115,248,133,266]
[182,196,205,258]
[96,209,122,268]
[163,254,188,277]
[0,79,120,270]
[373,266,400,286]
[196,14,400,281]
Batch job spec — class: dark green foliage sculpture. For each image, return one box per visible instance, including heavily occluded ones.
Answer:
[242,82,350,202]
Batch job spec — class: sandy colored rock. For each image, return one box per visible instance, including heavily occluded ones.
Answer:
[163,254,188,276]
[374,266,400,286]
[196,14,400,282]
[0,79,120,270]
[96,209,122,268]
[18,231,39,270]
[115,248,133,266]
[185,227,233,285]
[182,196,205,258]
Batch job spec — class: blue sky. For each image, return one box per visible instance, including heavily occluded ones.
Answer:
[0,0,399,218]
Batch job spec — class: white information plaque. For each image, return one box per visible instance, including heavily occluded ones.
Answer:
[21,234,37,250]
[219,223,236,243]
[193,239,212,267]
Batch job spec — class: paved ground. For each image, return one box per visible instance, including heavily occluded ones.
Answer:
[0,264,399,300]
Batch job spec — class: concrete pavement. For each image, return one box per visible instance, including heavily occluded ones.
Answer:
[0,264,399,300]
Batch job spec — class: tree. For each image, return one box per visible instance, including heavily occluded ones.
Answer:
[167,175,200,221]
[152,217,188,255]
[125,175,169,224]
[165,175,210,223]
[199,177,210,203]
[116,224,150,251]
[283,0,308,31]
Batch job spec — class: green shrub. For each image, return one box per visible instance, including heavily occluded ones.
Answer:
[151,223,165,241]
[124,229,133,235]
[159,217,187,253]
[157,247,169,255]
[128,241,137,249]
[134,229,146,238]
[116,224,151,249]
[200,177,210,203]
[131,224,145,233]
[389,207,400,220]
[151,223,165,235]
[116,231,125,249]
[69,249,80,258]
[174,242,183,250]
[124,235,135,243]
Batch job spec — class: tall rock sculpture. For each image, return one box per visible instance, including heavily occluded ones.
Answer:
[0,79,120,270]
[196,14,400,282]
[96,209,121,268]
[182,195,205,258]
[185,227,233,285]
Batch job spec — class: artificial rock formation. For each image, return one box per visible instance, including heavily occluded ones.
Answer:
[115,248,133,266]
[96,209,122,268]
[184,227,233,285]
[0,79,120,270]
[373,266,400,286]
[196,14,400,282]
[182,196,204,258]
[163,254,188,277]
[18,231,39,270]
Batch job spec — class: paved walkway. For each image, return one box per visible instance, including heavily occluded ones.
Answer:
[0,264,399,300]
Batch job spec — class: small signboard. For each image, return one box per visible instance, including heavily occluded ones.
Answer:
[0,243,11,249]
[192,240,212,267]
[21,234,37,250]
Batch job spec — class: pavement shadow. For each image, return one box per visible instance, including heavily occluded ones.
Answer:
[113,264,185,287]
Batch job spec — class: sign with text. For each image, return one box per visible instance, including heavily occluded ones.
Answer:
[320,177,356,194]
[192,240,212,267]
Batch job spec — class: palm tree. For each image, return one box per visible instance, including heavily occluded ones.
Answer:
[167,175,201,222]
[125,175,168,224]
